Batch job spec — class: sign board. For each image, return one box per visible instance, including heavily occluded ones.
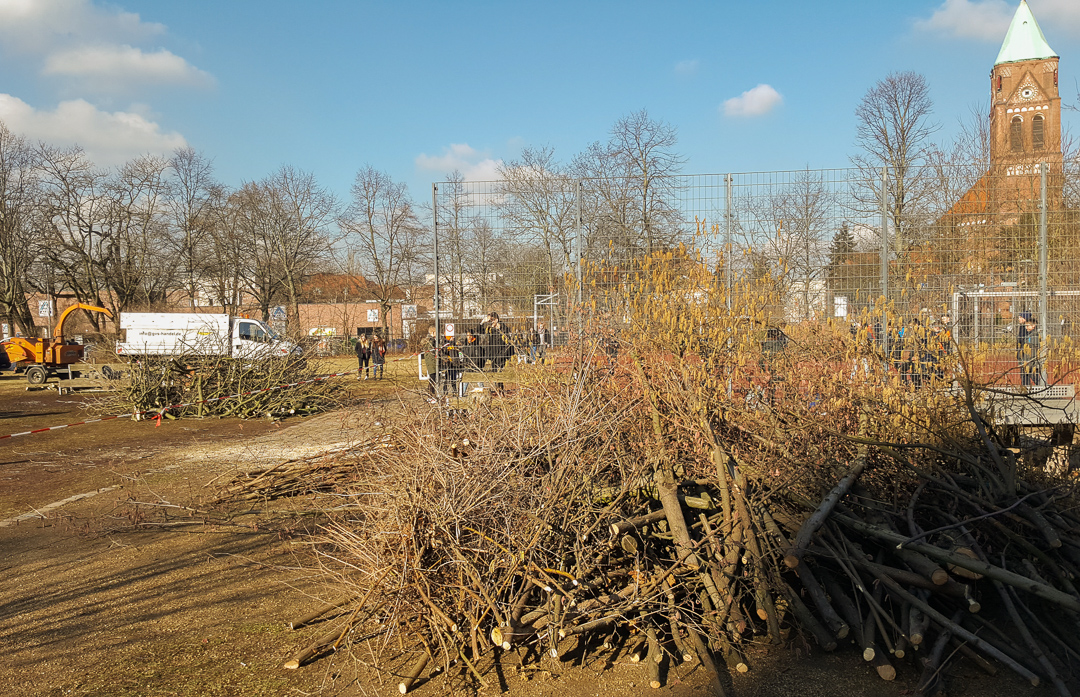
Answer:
[38,300,52,317]
[270,305,287,321]
[444,323,455,338]
[403,304,417,319]
[367,309,379,323]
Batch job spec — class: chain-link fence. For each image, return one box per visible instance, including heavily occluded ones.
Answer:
[433,161,1080,349]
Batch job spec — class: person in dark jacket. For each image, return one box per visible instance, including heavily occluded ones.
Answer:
[371,336,386,379]
[482,313,510,371]
[355,335,371,380]
[481,312,510,394]
[1018,312,1041,386]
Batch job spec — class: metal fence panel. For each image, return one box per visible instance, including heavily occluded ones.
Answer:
[433,162,1078,349]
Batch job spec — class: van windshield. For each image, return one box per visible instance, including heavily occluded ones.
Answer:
[239,322,267,342]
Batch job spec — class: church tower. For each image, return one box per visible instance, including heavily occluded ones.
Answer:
[989,0,1060,173]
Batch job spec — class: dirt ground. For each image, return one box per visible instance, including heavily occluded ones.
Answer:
[0,356,1056,696]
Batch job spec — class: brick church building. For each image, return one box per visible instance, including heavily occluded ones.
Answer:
[928,0,1080,337]
[946,0,1062,230]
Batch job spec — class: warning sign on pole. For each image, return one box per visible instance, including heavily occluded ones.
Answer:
[444,323,455,338]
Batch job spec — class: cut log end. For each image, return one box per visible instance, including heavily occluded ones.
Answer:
[875,663,897,681]
[283,659,300,670]
[872,651,895,681]
[862,647,875,662]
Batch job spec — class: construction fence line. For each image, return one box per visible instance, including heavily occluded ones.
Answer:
[432,162,1080,346]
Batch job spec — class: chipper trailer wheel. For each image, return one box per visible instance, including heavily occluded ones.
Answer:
[26,365,47,385]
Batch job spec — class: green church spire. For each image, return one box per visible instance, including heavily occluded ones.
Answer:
[995,0,1057,66]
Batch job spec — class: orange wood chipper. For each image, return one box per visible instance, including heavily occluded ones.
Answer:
[1,302,113,384]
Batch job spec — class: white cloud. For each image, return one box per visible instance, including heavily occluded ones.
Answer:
[915,0,1080,40]
[0,94,186,166]
[0,0,164,56]
[0,0,211,95]
[415,143,502,181]
[914,0,1013,40]
[675,59,699,76]
[44,45,214,91]
[722,84,783,118]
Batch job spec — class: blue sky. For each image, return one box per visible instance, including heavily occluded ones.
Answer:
[1,0,1079,204]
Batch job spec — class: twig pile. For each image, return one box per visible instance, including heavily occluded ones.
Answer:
[227,349,1080,696]
[96,355,338,419]
[211,435,392,502]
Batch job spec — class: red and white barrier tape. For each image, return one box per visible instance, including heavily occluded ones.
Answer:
[0,368,362,441]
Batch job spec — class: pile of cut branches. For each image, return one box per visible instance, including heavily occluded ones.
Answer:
[229,252,1080,695]
[265,366,1079,696]
[97,354,339,419]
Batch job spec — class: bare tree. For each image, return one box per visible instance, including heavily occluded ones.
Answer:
[265,166,337,337]
[497,146,576,301]
[735,170,832,319]
[167,147,222,308]
[339,166,424,339]
[463,216,504,313]
[225,182,285,322]
[35,144,108,322]
[852,72,938,258]
[439,171,473,318]
[0,122,40,335]
[34,150,172,332]
[201,187,247,316]
[111,155,173,310]
[573,110,685,264]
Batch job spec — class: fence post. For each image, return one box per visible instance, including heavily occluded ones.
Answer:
[431,183,441,397]
[725,174,733,311]
[575,179,583,338]
[1039,162,1049,383]
[880,166,890,359]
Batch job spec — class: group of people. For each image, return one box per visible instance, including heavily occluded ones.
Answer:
[354,334,387,380]
[890,315,953,388]
[423,313,552,400]
[850,310,1043,388]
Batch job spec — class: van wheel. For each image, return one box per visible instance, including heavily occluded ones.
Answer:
[26,365,47,384]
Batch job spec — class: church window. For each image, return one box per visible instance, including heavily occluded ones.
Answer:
[1033,114,1045,150]
[1011,116,1024,152]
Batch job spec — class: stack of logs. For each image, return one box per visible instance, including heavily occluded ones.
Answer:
[253,415,1080,697]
